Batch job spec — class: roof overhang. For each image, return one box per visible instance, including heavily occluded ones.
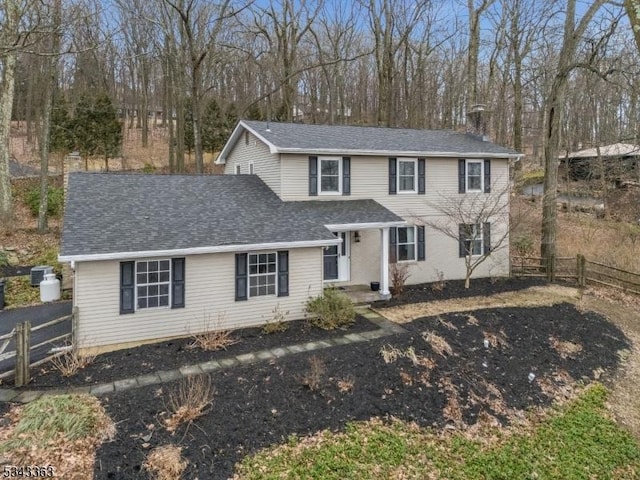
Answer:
[59,238,340,263]
[216,120,524,164]
[324,221,407,231]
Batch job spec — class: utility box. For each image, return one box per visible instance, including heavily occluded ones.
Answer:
[30,266,53,287]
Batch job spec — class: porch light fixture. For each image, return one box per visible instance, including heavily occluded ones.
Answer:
[354,231,361,243]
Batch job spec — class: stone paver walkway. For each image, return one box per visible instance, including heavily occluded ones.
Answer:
[0,308,406,403]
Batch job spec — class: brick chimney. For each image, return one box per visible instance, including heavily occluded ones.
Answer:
[466,104,491,141]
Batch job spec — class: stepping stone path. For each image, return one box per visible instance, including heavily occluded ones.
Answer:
[0,308,405,403]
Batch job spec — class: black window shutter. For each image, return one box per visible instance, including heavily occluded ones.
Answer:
[389,158,397,194]
[389,227,397,263]
[277,250,289,297]
[235,253,248,301]
[483,222,491,255]
[342,157,351,195]
[309,156,318,196]
[120,261,135,314]
[171,258,185,308]
[484,159,491,193]
[417,226,425,261]
[458,224,466,258]
[458,159,466,193]
[418,158,426,194]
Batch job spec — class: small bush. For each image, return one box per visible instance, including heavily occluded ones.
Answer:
[390,263,410,296]
[431,269,446,292]
[26,186,64,218]
[165,375,214,433]
[142,162,156,173]
[0,250,8,267]
[189,314,239,351]
[512,235,534,257]
[50,347,96,377]
[144,444,188,480]
[305,288,355,330]
[298,356,325,391]
[262,304,289,334]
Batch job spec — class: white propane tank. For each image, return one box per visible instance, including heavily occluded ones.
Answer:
[40,273,61,302]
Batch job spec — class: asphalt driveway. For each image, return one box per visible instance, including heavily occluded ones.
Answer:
[0,301,73,377]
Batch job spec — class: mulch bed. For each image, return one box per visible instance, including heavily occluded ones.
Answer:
[372,276,549,308]
[93,302,629,479]
[26,315,377,389]
[0,265,34,278]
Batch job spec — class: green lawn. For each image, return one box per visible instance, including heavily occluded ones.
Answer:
[236,384,640,479]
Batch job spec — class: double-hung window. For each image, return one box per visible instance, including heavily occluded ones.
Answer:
[249,253,277,297]
[136,260,171,309]
[398,159,417,193]
[461,224,483,256]
[397,226,416,261]
[319,158,341,194]
[466,160,483,192]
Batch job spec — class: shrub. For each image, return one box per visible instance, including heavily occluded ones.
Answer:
[165,375,214,433]
[431,269,446,292]
[188,314,239,351]
[298,356,325,391]
[305,288,355,330]
[262,304,289,334]
[26,186,64,218]
[512,235,534,257]
[0,250,8,267]
[50,346,96,377]
[390,262,410,296]
[142,162,156,173]
[144,445,188,480]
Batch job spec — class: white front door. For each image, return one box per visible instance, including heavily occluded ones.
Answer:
[323,231,350,282]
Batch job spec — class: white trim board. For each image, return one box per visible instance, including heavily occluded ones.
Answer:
[59,239,340,263]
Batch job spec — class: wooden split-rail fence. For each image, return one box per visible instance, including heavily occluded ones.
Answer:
[511,254,640,295]
[0,307,77,387]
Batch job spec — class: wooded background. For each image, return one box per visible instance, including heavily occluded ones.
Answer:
[1,0,640,258]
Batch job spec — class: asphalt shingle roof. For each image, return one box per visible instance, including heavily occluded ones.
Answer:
[61,173,403,258]
[242,120,518,156]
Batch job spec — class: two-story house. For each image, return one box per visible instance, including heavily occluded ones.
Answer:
[60,120,519,354]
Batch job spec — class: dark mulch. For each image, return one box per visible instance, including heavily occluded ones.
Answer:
[93,303,629,480]
[372,276,549,308]
[27,315,377,389]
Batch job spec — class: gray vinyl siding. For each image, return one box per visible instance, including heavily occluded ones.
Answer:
[225,130,281,195]
[279,154,511,285]
[74,248,322,351]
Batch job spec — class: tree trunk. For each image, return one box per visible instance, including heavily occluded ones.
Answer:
[0,52,17,225]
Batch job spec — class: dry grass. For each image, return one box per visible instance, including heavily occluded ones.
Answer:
[336,376,355,393]
[50,347,96,377]
[189,315,239,351]
[380,345,403,364]
[483,329,509,349]
[0,394,115,480]
[165,375,214,433]
[441,378,464,426]
[549,336,583,359]
[377,284,580,324]
[298,356,325,392]
[422,331,453,357]
[438,316,458,331]
[143,444,188,480]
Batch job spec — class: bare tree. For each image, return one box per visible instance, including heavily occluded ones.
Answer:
[540,0,610,265]
[417,181,512,288]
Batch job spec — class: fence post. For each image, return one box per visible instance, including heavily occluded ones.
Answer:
[71,307,79,350]
[546,254,556,282]
[15,321,31,387]
[577,254,586,288]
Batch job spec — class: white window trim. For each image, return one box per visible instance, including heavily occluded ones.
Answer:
[249,162,254,174]
[465,159,483,193]
[397,158,418,194]
[235,164,241,175]
[134,259,171,311]
[247,252,278,298]
[396,226,417,263]
[318,157,342,195]
[462,223,483,257]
